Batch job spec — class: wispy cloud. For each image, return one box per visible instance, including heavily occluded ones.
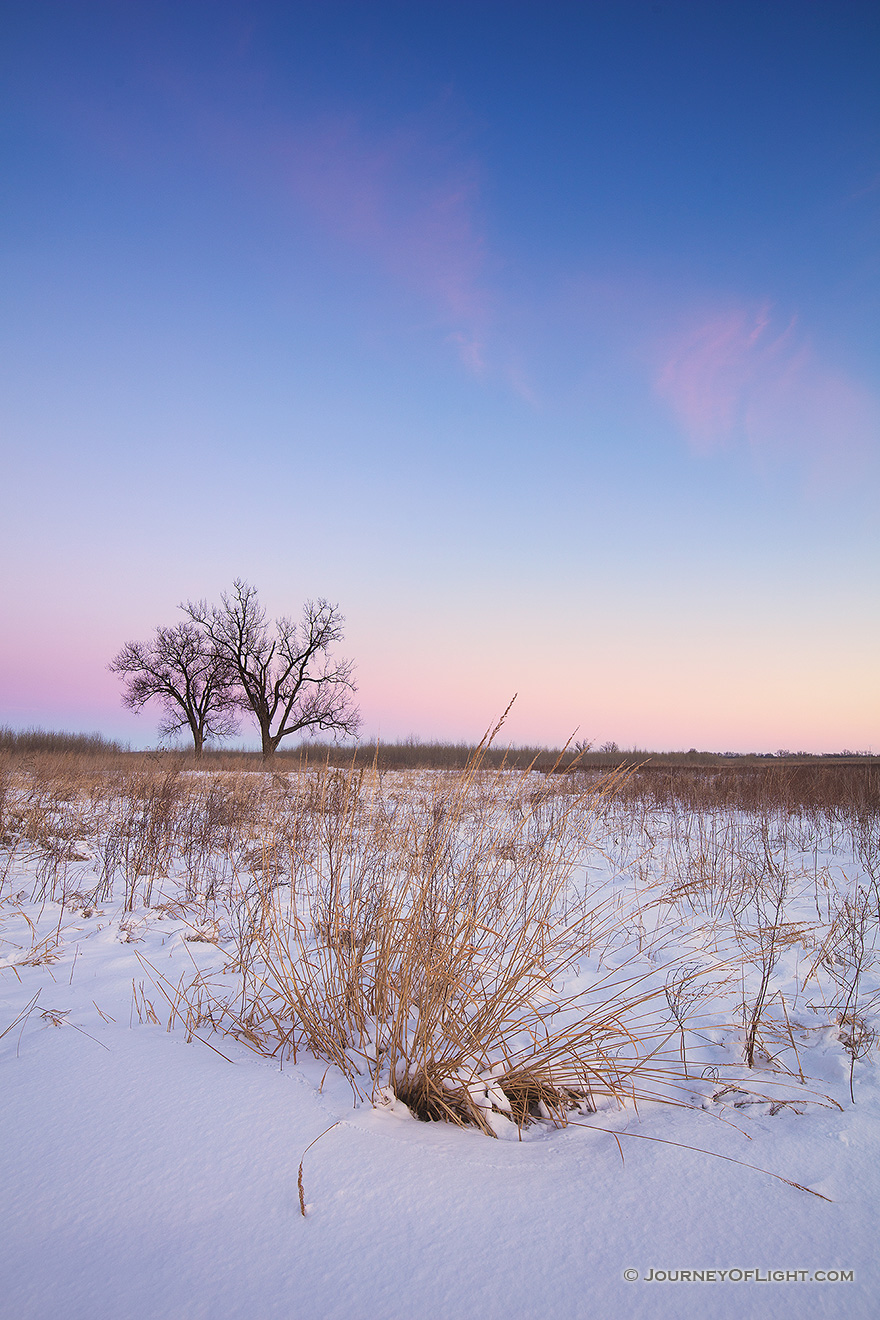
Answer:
[277,115,491,371]
[655,304,880,482]
[47,38,494,376]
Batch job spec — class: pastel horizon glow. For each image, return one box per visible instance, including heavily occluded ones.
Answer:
[2,2,878,753]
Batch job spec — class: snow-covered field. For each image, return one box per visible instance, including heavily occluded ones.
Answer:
[2,761,878,1318]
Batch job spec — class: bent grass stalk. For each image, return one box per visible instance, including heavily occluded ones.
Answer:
[297,1122,341,1217]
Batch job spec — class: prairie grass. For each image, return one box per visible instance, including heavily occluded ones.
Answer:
[224,752,694,1131]
[1,739,878,1132]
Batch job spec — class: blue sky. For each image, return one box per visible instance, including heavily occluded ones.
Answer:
[2,1,878,751]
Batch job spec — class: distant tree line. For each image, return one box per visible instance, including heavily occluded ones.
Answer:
[0,727,128,755]
[110,580,360,760]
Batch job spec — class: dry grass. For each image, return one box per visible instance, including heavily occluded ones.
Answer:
[2,736,878,1134]
[220,750,700,1133]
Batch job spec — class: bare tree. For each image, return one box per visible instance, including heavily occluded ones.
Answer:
[184,580,360,760]
[109,622,238,757]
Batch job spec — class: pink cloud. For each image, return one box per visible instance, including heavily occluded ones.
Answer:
[655,304,880,481]
[655,304,791,452]
[277,116,491,369]
[41,45,494,376]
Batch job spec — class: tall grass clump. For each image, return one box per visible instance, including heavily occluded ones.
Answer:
[225,745,689,1134]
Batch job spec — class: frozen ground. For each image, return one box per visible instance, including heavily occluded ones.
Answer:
[2,767,878,1318]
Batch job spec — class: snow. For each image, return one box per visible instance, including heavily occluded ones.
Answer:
[2,770,877,1318]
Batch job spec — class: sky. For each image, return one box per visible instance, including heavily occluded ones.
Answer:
[1,0,878,753]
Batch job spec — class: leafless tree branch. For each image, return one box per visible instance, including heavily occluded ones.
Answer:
[183,580,360,760]
[109,622,238,757]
